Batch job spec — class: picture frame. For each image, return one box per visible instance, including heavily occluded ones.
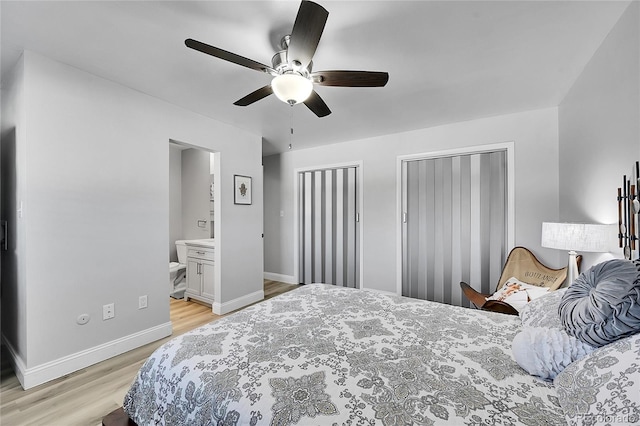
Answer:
[234,175,252,205]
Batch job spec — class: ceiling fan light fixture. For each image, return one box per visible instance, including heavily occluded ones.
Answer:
[272,73,313,105]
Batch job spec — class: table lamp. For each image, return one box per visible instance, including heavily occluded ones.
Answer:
[541,222,612,286]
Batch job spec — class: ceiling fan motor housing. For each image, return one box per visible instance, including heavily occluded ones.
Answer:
[272,44,312,77]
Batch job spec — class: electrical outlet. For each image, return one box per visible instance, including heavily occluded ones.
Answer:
[139,295,148,309]
[103,303,115,320]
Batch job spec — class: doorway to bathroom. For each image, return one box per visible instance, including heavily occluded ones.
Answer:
[168,141,217,300]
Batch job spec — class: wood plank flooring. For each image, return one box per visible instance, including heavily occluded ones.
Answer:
[0,280,299,426]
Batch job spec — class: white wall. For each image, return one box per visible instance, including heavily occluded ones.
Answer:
[559,2,639,267]
[1,51,263,388]
[264,108,562,293]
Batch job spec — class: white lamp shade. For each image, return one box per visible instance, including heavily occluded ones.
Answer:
[541,222,612,253]
[271,74,313,105]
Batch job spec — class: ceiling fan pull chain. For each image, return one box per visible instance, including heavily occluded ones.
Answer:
[289,105,294,150]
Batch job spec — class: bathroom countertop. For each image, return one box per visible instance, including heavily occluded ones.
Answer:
[183,239,215,249]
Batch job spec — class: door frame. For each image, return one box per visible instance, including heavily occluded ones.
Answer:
[168,139,221,310]
[293,161,364,288]
[395,142,515,296]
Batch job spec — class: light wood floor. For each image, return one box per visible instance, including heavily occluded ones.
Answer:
[0,280,299,426]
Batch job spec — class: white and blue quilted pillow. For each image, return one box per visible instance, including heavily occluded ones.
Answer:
[512,326,594,380]
[514,289,596,380]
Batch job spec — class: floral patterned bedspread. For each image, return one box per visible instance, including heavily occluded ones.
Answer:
[123,284,565,425]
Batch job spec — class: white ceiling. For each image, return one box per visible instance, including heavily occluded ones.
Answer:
[1,1,631,156]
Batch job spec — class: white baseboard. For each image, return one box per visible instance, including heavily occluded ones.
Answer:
[2,337,27,389]
[2,322,172,390]
[213,289,264,315]
[363,287,399,296]
[263,272,297,284]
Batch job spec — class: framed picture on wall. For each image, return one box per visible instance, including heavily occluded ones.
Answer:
[234,175,252,205]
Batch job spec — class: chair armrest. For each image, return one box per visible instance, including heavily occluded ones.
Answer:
[482,300,519,316]
[459,282,491,309]
[460,281,519,315]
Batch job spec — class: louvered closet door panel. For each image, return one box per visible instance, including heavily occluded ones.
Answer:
[402,151,507,307]
[303,172,313,284]
[335,169,344,286]
[324,170,333,283]
[299,167,359,287]
[345,167,357,288]
[313,170,323,283]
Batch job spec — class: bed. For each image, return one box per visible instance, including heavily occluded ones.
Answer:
[123,283,593,425]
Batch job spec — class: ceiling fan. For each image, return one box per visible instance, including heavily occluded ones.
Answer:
[185,0,389,118]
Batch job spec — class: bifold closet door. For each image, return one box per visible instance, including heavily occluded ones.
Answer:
[299,167,359,287]
[401,151,507,307]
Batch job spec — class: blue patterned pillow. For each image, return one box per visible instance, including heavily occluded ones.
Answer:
[559,259,640,348]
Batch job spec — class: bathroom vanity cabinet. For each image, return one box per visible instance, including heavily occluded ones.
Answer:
[184,243,215,305]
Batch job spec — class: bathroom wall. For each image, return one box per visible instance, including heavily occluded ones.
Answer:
[181,148,211,241]
[169,146,215,262]
[169,144,182,262]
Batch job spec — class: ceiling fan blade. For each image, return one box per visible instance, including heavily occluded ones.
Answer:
[185,38,275,74]
[303,90,331,117]
[311,70,389,87]
[287,1,328,69]
[233,85,274,106]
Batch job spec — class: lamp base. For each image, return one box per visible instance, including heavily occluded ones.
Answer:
[566,250,579,286]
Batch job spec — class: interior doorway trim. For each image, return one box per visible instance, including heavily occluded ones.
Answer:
[293,161,364,288]
[395,142,515,296]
